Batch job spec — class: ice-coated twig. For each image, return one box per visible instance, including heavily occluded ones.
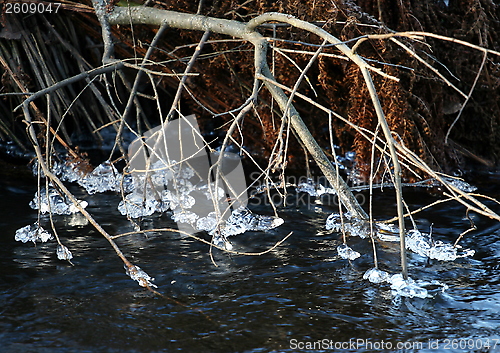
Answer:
[57,244,74,264]
[125,264,157,288]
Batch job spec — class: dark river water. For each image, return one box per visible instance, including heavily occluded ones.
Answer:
[2,164,500,353]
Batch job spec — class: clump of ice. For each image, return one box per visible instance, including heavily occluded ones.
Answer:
[60,162,85,183]
[118,191,159,218]
[30,188,88,215]
[325,213,368,238]
[171,210,199,225]
[405,229,475,261]
[406,229,432,257]
[196,212,218,232]
[15,223,53,243]
[57,244,73,261]
[212,233,234,251]
[375,222,400,242]
[440,176,477,193]
[222,207,284,237]
[337,243,361,260]
[296,178,320,196]
[363,268,390,284]
[295,178,336,197]
[389,274,429,299]
[125,264,157,288]
[78,161,120,194]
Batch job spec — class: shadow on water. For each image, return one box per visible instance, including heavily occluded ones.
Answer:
[2,169,500,352]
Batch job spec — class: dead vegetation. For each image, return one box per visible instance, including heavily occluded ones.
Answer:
[2,0,500,288]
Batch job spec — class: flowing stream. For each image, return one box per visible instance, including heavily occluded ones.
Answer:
[1,165,500,352]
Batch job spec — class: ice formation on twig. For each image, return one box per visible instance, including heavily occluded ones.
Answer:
[405,229,475,261]
[363,267,390,284]
[15,223,53,243]
[125,264,157,288]
[29,187,88,215]
[57,244,73,261]
[337,243,361,260]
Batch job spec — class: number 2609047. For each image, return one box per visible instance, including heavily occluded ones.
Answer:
[4,2,62,14]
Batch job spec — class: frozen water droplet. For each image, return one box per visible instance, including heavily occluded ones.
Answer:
[68,200,88,214]
[15,223,53,243]
[345,151,356,161]
[57,244,73,261]
[363,268,390,283]
[337,243,361,260]
[125,265,157,288]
